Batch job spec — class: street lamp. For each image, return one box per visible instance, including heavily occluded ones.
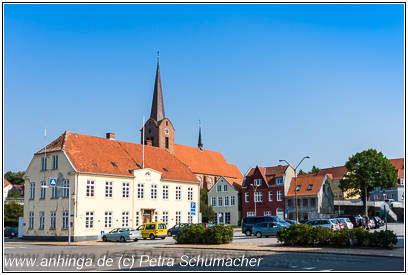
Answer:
[279,156,310,222]
[41,183,71,245]
[250,183,259,216]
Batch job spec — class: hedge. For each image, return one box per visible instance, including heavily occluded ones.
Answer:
[174,224,234,244]
[276,224,397,248]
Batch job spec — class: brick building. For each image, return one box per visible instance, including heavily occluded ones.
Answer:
[241,165,295,219]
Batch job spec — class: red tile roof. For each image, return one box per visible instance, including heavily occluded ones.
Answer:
[265,165,288,177]
[35,131,199,183]
[389,158,404,179]
[174,144,243,184]
[4,178,12,188]
[287,174,332,197]
[317,166,347,179]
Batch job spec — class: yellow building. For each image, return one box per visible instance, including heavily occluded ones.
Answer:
[23,131,200,241]
[317,166,359,200]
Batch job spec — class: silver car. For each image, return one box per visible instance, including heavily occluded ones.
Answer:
[102,228,142,242]
[337,218,353,229]
[305,219,341,231]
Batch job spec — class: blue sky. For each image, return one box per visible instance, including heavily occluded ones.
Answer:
[4,4,404,174]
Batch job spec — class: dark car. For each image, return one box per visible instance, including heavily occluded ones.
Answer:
[4,227,18,238]
[168,223,190,236]
[285,219,299,225]
[242,216,288,236]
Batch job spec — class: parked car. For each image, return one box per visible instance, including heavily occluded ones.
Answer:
[338,215,361,228]
[4,227,18,239]
[361,216,371,230]
[102,228,142,242]
[168,223,190,236]
[242,216,289,236]
[305,219,341,231]
[137,222,167,240]
[336,219,345,230]
[337,218,353,229]
[285,219,299,225]
[253,222,286,238]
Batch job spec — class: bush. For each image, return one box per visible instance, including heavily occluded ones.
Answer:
[277,225,397,249]
[174,224,233,244]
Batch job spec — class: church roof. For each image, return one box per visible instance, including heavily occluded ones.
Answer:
[35,131,199,183]
[174,144,243,184]
[150,60,165,122]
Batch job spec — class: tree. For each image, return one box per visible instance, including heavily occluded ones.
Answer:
[4,201,23,227]
[298,169,306,175]
[340,149,397,216]
[310,166,320,174]
[200,188,216,223]
[5,171,25,185]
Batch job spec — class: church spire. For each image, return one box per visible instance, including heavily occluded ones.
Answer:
[198,120,203,150]
[150,51,165,122]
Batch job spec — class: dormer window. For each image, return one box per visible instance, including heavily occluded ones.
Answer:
[254,179,262,186]
[276,177,283,185]
[296,185,301,191]
[307,184,313,190]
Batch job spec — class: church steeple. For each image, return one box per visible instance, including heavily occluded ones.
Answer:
[150,52,165,122]
[198,121,203,151]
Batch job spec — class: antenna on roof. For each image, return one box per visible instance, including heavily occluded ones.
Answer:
[142,116,145,169]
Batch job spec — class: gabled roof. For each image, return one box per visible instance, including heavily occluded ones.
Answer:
[287,174,332,197]
[389,158,404,179]
[211,176,241,192]
[35,131,199,183]
[174,144,243,184]
[244,165,289,187]
[4,178,12,188]
[317,166,347,180]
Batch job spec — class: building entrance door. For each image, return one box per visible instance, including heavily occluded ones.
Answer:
[142,209,153,223]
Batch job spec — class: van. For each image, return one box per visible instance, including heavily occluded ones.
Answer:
[137,222,167,240]
[242,216,288,236]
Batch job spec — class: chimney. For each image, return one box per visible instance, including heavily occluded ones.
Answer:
[106,132,115,140]
[146,140,153,146]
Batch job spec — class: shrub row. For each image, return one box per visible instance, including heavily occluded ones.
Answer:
[276,224,397,248]
[174,224,234,244]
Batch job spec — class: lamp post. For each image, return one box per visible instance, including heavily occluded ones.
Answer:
[250,183,258,216]
[279,156,310,222]
[41,183,71,245]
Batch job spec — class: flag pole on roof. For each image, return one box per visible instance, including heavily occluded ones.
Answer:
[142,116,145,169]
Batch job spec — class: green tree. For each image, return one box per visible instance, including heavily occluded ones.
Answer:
[310,166,320,174]
[4,201,23,227]
[5,171,25,185]
[200,188,216,223]
[340,149,397,216]
[298,169,306,175]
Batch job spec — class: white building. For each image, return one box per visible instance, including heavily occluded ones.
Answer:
[23,131,200,241]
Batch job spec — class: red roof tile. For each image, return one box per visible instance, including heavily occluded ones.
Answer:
[287,174,332,197]
[4,178,12,188]
[35,132,199,183]
[174,144,243,184]
[389,158,404,179]
[317,166,347,179]
[265,165,288,177]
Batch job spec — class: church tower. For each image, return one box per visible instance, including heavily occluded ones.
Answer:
[141,55,175,154]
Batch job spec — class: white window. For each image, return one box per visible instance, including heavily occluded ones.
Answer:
[211,197,216,207]
[162,211,169,225]
[276,177,283,185]
[224,196,230,206]
[39,211,45,229]
[29,212,34,229]
[277,191,282,201]
[163,185,169,200]
[254,192,262,202]
[137,183,144,199]
[247,212,255,217]
[40,181,46,199]
[85,211,94,228]
[51,185,57,198]
[52,155,58,169]
[217,185,222,192]
[230,196,235,206]
[62,179,69,198]
[175,211,181,224]
[296,185,301,191]
[176,186,181,200]
[245,192,249,203]
[122,211,129,227]
[62,210,69,229]
[105,182,113,198]
[264,211,271,216]
[188,187,193,200]
[188,212,193,224]
[135,211,140,226]
[254,179,262,186]
[30,183,35,200]
[105,211,112,228]
[218,196,223,207]
[223,185,228,192]
[122,183,130,198]
[225,212,231,224]
[151,184,157,199]
[50,211,56,229]
[86,180,94,197]
[268,191,273,202]
[218,212,224,224]
[41,157,47,171]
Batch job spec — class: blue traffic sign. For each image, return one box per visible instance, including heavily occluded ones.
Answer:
[49,178,57,186]
[191,202,196,215]
[191,202,196,209]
